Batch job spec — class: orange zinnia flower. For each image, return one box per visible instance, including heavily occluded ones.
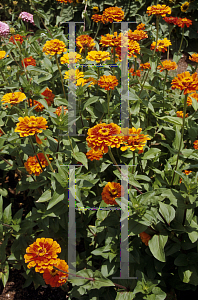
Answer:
[84,77,98,86]
[98,75,118,90]
[86,123,122,153]
[102,6,124,23]
[120,127,150,153]
[86,149,103,161]
[140,63,151,70]
[100,32,119,47]
[128,40,140,58]
[56,0,72,3]
[21,56,36,67]
[15,116,48,137]
[76,35,95,53]
[128,29,148,41]
[193,140,198,150]
[41,88,55,106]
[64,69,84,86]
[1,92,26,105]
[157,60,177,72]
[176,18,192,28]
[101,182,124,205]
[180,169,192,183]
[86,50,110,63]
[60,52,82,64]
[146,4,171,17]
[42,39,67,56]
[55,106,68,116]
[150,38,171,52]
[176,111,188,118]
[9,34,24,45]
[0,51,6,60]
[24,153,51,176]
[91,14,103,23]
[29,99,45,112]
[187,92,198,106]
[129,68,141,77]
[189,53,198,63]
[24,238,61,273]
[136,23,145,30]
[163,16,178,25]
[43,259,69,287]
[139,232,151,246]
[171,72,198,95]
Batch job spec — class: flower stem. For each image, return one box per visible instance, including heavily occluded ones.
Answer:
[55,54,67,100]
[29,137,44,172]
[68,135,74,153]
[178,27,184,54]
[153,16,160,55]
[162,69,168,112]
[107,90,110,121]
[94,22,100,40]
[171,94,187,185]
[37,144,55,173]
[132,151,135,174]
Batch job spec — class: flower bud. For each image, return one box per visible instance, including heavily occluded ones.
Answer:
[13,1,18,5]
[6,66,11,70]
[10,27,15,34]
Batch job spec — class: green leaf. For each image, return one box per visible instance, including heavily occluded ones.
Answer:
[159,202,175,224]
[69,269,93,286]
[0,188,8,197]
[47,192,64,210]
[3,203,12,224]
[1,262,9,287]
[92,270,115,289]
[33,15,41,29]
[72,152,88,169]
[26,66,49,74]
[148,235,168,262]
[36,190,51,203]
[178,265,198,285]
[160,116,183,126]
[142,148,161,160]
[83,96,99,110]
[174,254,188,266]
[115,292,135,300]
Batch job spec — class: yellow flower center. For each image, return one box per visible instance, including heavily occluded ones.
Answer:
[98,128,110,135]
[38,247,47,256]
[50,268,59,276]
[110,188,118,196]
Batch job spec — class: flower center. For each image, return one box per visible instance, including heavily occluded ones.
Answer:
[50,268,59,276]
[183,77,193,86]
[38,248,47,256]
[28,121,38,127]
[98,128,110,135]
[110,188,118,196]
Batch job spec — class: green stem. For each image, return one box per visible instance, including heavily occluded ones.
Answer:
[29,137,44,172]
[94,22,100,40]
[171,94,188,185]
[55,54,67,100]
[162,69,168,112]
[68,135,74,153]
[132,151,135,174]
[0,69,7,83]
[111,22,114,35]
[153,16,160,55]
[107,90,110,121]
[38,144,55,173]
[178,27,184,54]
[139,69,150,97]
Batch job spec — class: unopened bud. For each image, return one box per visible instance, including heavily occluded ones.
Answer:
[7,66,11,70]
[10,28,15,34]
[13,1,18,5]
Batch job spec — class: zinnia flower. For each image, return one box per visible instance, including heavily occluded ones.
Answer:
[171,72,198,95]
[157,60,177,72]
[9,34,24,45]
[0,21,9,37]
[55,106,68,116]
[187,92,198,106]
[1,92,26,105]
[76,35,95,53]
[24,238,61,273]
[163,16,178,25]
[136,23,145,30]
[129,68,141,77]
[101,182,124,205]
[189,53,198,63]
[176,17,192,28]
[181,2,190,12]
[98,75,118,90]
[100,32,119,47]
[180,169,192,183]
[91,14,104,23]
[92,6,99,13]
[86,50,110,63]
[86,123,123,153]
[176,111,188,118]
[60,52,82,64]
[120,127,150,153]
[19,12,35,25]
[42,39,67,56]
[139,232,151,246]
[193,140,198,150]
[128,40,141,58]
[102,6,124,23]
[24,153,51,176]
[0,51,7,60]
[150,38,171,53]
[128,29,148,41]
[15,116,48,137]
[56,0,72,3]
[140,63,151,70]
[43,259,69,287]
[64,69,84,85]
[41,88,55,106]
[21,56,36,67]
[146,4,171,17]
[86,149,103,161]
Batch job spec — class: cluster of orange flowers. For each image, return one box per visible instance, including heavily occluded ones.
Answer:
[24,238,69,287]
[98,75,118,90]
[76,35,95,53]
[86,123,150,157]
[129,68,141,77]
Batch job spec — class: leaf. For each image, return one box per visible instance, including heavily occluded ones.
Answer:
[83,96,99,110]
[1,262,9,287]
[115,292,135,300]
[148,235,168,262]
[47,192,65,210]
[178,265,198,285]
[142,148,161,160]
[159,202,175,224]
[26,66,49,74]
[92,270,115,289]
[3,203,12,224]
[36,190,51,203]
[33,15,41,29]
[72,152,88,169]
[160,116,183,126]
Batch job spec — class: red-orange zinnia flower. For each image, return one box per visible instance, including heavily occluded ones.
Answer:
[157,60,177,72]
[176,17,192,28]
[9,34,24,44]
[41,88,55,106]
[129,68,141,77]
[193,140,198,150]
[101,182,124,205]
[150,38,171,53]
[139,232,151,246]
[76,35,95,53]
[86,123,122,153]
[98,75,118,90]
[24,238,61,273]
[21,56,36,67]
[24,153,51,176]
[171,72,198,95]
[15,116,48,137]
[102,7,124,23]
[176,111,188,118]
[163,16,178,25]
[120,127,150,153]
[140,63,151,70]
[86,149,103,161]
[189,53,198,63]
[146,4,171,17]
[55,106,68,116]
[91,14,103,23]
[136,23,145,30]
[43,259,69,287]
